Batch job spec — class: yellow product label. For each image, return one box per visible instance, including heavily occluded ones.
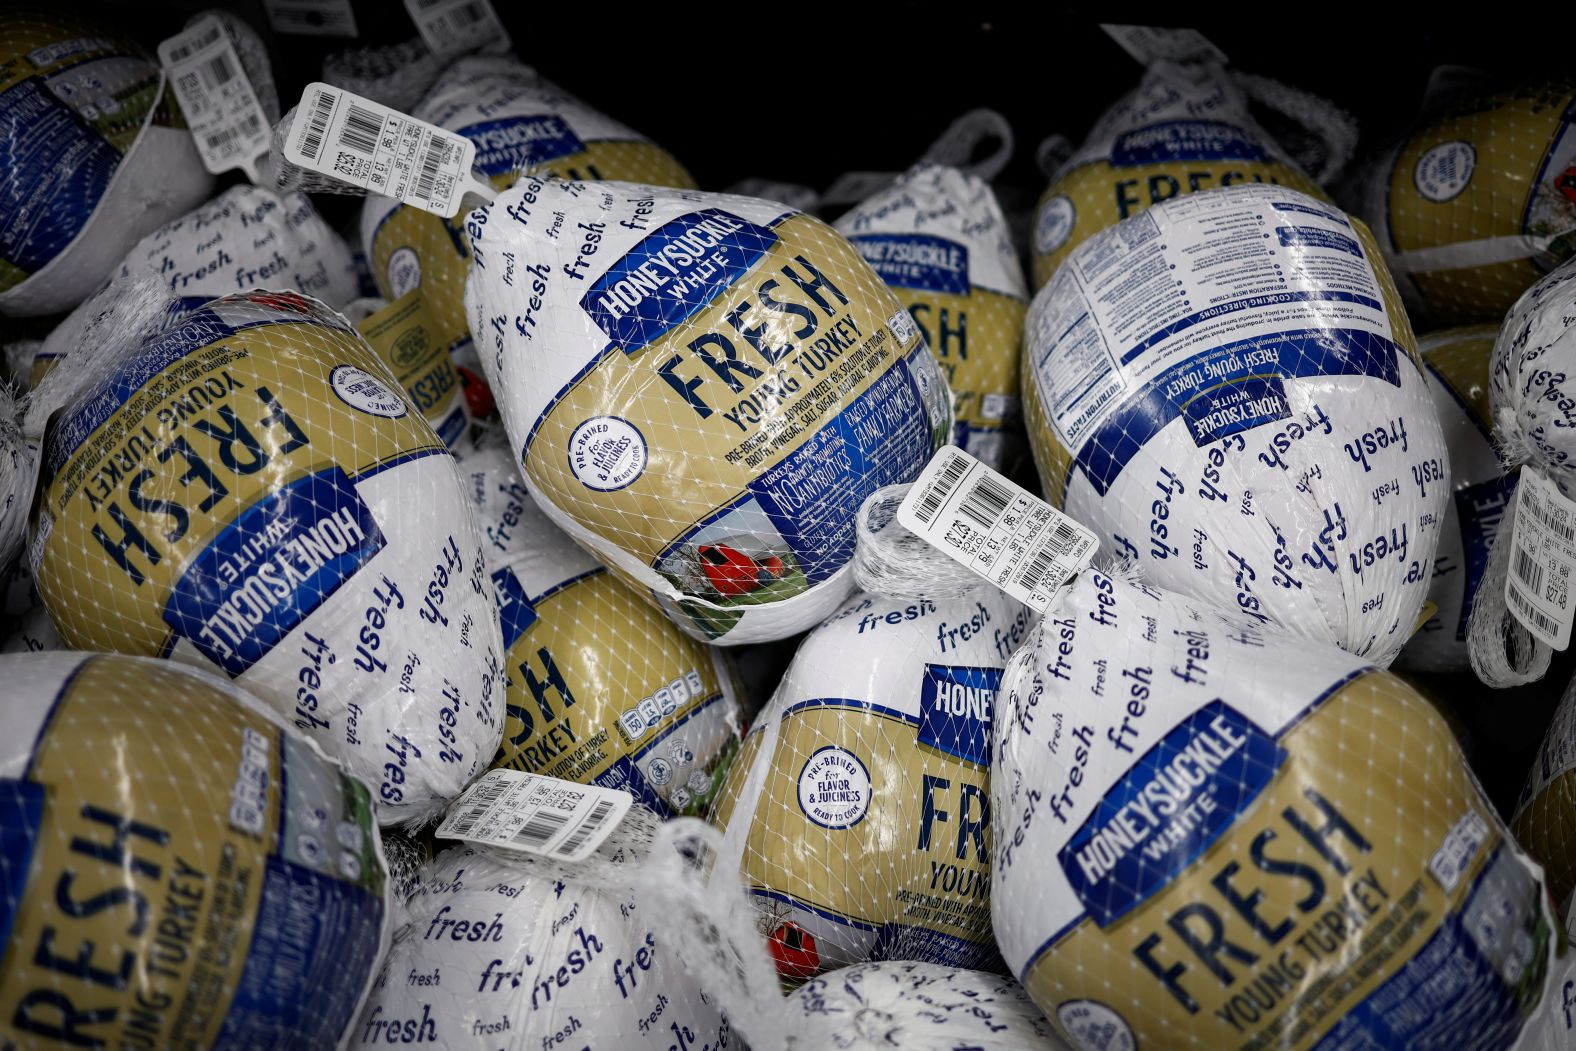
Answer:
[1419,325,1500,429]
[1022,675,1550,1049]
[1032,158,1326,289]
[35,293,442,659]
[903,287,1023,434]
[358,287,470,446]
[0,653,386,1048]
[1383,82,1576,324]
[714,703,996,971]
[492,566,740,817]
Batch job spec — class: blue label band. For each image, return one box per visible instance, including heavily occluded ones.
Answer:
[579,209,779,354]
[163,466,387,676]
[1058,699,1287,928]
[1110,120,1270,166]
[1276,226,1362,258]
[1455,474,1519,640]
[918,664,1002,767]
[461,114,586,177]
[1180,376,1291,446]
[848,233,970,295]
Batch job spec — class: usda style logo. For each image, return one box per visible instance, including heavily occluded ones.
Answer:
[1057,1000,1135,1051]
[1413,141,1476,202]
[1035,195,1076,256]
[568,415,647,491]
[330,365,408,418]
[797,746,871,829]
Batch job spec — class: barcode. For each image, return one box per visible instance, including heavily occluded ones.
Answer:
[1016,546,1059,592]
[1514,546,1545,594]
[449,2,486,25]
[337,101,383,155]
[296,88,335,160]
[1527,492,1576,543]
[1508,581,1559,636]
[204,113,263,153]
[199,51,237,89]
[1046,520,1077,554]
[412,0,446,8]
[166,24,221,64]
[514,807,571,849]
[444,778,509,837]
[557,798,617,857]
[411,134,446,203]
[913,455,969,525]
[959,474,1011,530]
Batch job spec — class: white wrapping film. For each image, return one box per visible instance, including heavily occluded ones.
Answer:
[992,570,1574,1050]
[709,587,1028,977]
[1397,326,1515,672]
[836,164,1029,469]
[0,384,29,576]
[30,290,504,825]
[0,15,214,318]
[454,431,745,817]
[465,180,952,644]
[350,845,730,1051]
[0,650,391,1049]
[1024,184,1446,665]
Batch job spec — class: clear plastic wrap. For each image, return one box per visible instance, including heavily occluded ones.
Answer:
[0,13,213,317]
[29,288,504,824]
[1029,60,1332,290]
[1396,325,1515,672]
[349,845,729,1050]
[1366,81,1576,326]
[1023,183,1445,665]
[456,429,746,816]
[708,587,1027,976]
[993,570,1573,1050]
[465,181,953,643]
[0,650,390,1048]
[836,164,1029,469]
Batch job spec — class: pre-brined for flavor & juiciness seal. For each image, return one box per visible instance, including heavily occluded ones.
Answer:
[0,651,390,1049]
[709,588,1026,977]
[457,431,745,816]
[992,570,1575,1050]
[836,164,1029,470]
[1024,183,1446,664]
[30,290,504,824]
[466,181,953,643]
[0,12,213,317]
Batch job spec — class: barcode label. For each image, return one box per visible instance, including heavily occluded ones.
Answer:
[159,16,271,181]
[898,447,1099,612]
[262,0,358,37]
[404,0,509,60]
[436,769,632,861]
[284,83,488,217]
[1505,466,1576,650]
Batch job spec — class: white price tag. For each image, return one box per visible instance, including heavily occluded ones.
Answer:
[159,17,271,183]
[898,447,1099,611]
[262,0,359,37]
[404,0,510,61]
[1100,25,1228,66]
[1505,466,1576,650]
[436,769,632,862]
[284,83,495,217]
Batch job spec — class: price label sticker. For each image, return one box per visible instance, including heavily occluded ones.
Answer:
[404,0,510,61]
[159,16,271,182]
[898,446,1099,611]
[262,0,359,37]
[437,769,633,862]
[284,83,495,217]
[1505,465,1576,649]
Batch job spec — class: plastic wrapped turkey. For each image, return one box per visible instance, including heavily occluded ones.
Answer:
[1030,60,1330,290]
[0,651,389,1048]
[1023,183,1446,664]
[0,12,213,317]
[465,181,952,643]
[992,569,1573,1050]
[836,164,1029,469]
[457,431,745,814]
[29,289,503,823]
[1366,80,1576,326]
[1396,326,1517,671]
[708,588,1027,977]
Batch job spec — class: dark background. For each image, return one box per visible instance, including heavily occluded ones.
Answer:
[25,2,1576,814]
